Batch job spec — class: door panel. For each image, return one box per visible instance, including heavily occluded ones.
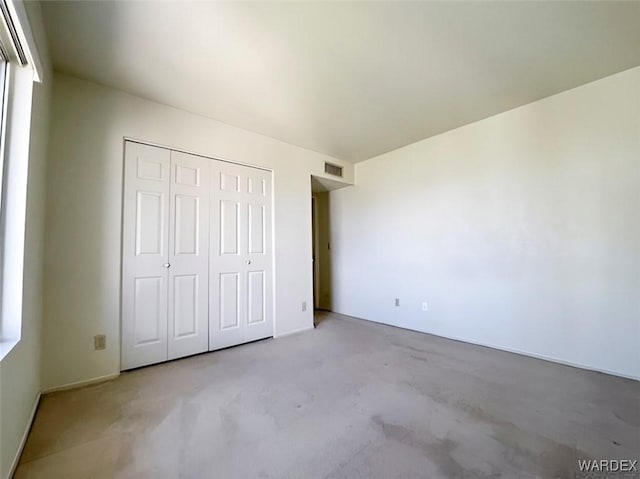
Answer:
[247,271,265,324]
[122,142,170,370]
[221,172,240,192]
[243,167,273,342]
[133,276,164,344]
[176,164,200,186]
[210,162,273,349]
[210,163,246,349]
[248,203,265,254]
[135,192,164,255]
[173,274,198,338]
[220,272,240,330]
[220,200,240,255]
[136,156,165,181]
[174,195,199,255]
[168,151,210,360]
[247,176,266,196]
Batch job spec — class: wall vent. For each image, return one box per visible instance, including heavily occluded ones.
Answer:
[324,162,343,178]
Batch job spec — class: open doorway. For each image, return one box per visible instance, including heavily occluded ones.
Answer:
[312,190,332,312]
[311,175,352,326]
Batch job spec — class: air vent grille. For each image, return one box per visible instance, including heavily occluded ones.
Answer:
[324,162,343,177]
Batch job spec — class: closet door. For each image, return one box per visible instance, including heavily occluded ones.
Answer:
[243,166,273,342]
[167,151,210,360]
[209,162,273,350]
[122,142,170,370]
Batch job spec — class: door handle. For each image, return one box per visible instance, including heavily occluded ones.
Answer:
[245,260,251,265]
[163,263,171,268]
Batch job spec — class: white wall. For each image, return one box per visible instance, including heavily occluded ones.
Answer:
[330,67,640,380]
[0,2,51,477]
[42,74,352,391]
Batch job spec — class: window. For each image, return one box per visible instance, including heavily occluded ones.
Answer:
[0,0,43,359]
[0,50,6,207]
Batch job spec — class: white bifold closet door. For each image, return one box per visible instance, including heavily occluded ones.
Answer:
[167,151,210,360]
[209,162,273,350]
[121,142,210,370]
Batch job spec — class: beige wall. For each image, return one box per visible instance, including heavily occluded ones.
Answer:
[0,2,52,477]
[330,67,640,379]
[42,74,353,390]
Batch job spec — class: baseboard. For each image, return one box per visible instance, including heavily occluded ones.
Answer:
[440,333,640,381]
[342,314,640,381]
[41,372,120,394]
[274,325,314,338]
[7,392,41,479]
[479,343,640,381]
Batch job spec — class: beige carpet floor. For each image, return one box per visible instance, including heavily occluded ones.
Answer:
[15,312,640,478]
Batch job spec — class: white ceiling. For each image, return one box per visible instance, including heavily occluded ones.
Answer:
[41,1,640,163]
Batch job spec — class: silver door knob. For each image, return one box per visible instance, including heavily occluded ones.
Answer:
[245,260,251,265]
[163,263,171,268]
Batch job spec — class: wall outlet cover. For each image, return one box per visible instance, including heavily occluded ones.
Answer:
[94,334,106,350]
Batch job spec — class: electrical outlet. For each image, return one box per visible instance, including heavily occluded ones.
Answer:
[421,302,429,312]
[302,301,307,312]
[94,334,106,350]
[395,298,400,307]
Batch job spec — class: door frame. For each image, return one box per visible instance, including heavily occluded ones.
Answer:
[311,194,320,310]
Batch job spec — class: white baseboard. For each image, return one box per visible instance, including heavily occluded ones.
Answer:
[7,392,41,479]
[274,325,314,339]
[344,314,640,381]
[437,332,640,381]
[41,372,120,394]
[476,342,640,381]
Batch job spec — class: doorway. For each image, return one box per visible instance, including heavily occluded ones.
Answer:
[310,174,352,325]
[311,183,333,314]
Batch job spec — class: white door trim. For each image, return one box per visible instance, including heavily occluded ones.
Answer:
[123,137,273,172]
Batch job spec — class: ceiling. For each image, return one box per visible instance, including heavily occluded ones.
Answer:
[41,1,640,163]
